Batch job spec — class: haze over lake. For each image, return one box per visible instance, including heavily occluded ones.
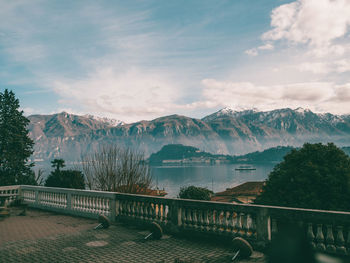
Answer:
[151,163,276,198]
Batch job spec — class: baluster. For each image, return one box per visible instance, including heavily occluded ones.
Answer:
[203,209,210,232]
[242,213,249,237]
[158,204,163,222]
[143,202,151,221]
[57,193,60,207]
[307,223,316,249]
[232,212,238,235]
[187,208,193,228]
[94,197,98,213]
[127,201,132,217]
[197,209,204,231]
[181,207,187,228]
[119,200,124,216]
[150,203,155,221]
[246,214,252,238]
[138,202,143,220]
[335,226,347,255]
[250,214,257,239]
[326,225,336,253]
[74,195,78,209]
[238,212,244,236]
[63,194,66,208]
[154,204,159,222]
[221,211,228,234]
[162,204,167,223]
[90,197,95,213]
[142,202,147,220]
[225,211,232,235]
[192,209,198,229]
[83,196,88,212]
[226,211,234,235]
[130,201,135,218]
[79,195,83,210]
[215,210,223,234]
[316,224,326,252]
[208,210,214,232]
[271,218,278,238]
[96,197,101,213]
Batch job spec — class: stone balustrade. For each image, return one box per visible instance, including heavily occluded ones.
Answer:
[1,185,350,256]
[0,185,21,205]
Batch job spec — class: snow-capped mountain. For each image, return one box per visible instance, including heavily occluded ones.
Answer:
[28,108,350,165]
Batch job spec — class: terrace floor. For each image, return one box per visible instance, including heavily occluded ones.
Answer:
[0,208,265,263]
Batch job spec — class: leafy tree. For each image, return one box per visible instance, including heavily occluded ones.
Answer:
[255,143,350,211]
[0,89,36,186]
[51,158,65,172]
[178,185,213,201]
[45,169,85,189]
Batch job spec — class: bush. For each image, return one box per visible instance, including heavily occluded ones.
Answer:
[178,186,213,200]
[255,143,350,211]
[45,170,85,189]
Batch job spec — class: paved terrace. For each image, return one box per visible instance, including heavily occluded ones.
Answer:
[0,208,265,263]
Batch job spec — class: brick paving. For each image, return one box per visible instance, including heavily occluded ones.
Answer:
[0,208,265,263]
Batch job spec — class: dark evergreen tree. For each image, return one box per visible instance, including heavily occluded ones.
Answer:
[255,143,350,211]
[45,169,85,189]
[0,89,36,186]
[51,158,65,172]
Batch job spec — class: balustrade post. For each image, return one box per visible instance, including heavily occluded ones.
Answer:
[169,200,182,229]
[256,207,271,246]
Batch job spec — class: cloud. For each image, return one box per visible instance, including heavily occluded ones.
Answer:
[200,79,350,114]
[245,48,258,56]
[263,0,350,47]
[53,67,182,122]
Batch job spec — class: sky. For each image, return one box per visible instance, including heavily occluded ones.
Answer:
[1,0,350,123]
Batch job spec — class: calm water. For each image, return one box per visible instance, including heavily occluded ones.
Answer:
[150,163,276,198]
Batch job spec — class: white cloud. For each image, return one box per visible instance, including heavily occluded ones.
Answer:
[263,0,350,47]
[200,79,350,114]
[53,67,182,122]
[258,43,274,51]
[245,48,258,56]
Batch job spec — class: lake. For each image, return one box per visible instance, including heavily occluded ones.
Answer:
[150,163,276,197]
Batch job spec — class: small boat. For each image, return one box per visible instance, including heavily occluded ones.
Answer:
[235,165,256,171]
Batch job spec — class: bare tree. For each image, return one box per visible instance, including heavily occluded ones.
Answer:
[81,145,153,194]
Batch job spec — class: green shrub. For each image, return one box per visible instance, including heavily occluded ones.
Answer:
[178,186,213,200]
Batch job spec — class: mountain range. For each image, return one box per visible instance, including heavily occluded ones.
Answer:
[28,108,350,166]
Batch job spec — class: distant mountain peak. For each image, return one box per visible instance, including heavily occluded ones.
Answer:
[83,114,124,127]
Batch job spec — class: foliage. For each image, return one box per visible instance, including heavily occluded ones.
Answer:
[255,143,350,211]
[149,144,231,164]
[51,158,65,172]
[178,185,213,201]
[45,169,85,189]
[81,145,153,194]
[232,146,296,163]
[0,89,36,186]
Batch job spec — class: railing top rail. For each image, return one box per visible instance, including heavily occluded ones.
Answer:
[0,185,21,191]
[20,185,115,198]
[12,185,350,220]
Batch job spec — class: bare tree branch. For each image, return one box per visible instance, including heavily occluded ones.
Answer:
[81,145,153,194]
